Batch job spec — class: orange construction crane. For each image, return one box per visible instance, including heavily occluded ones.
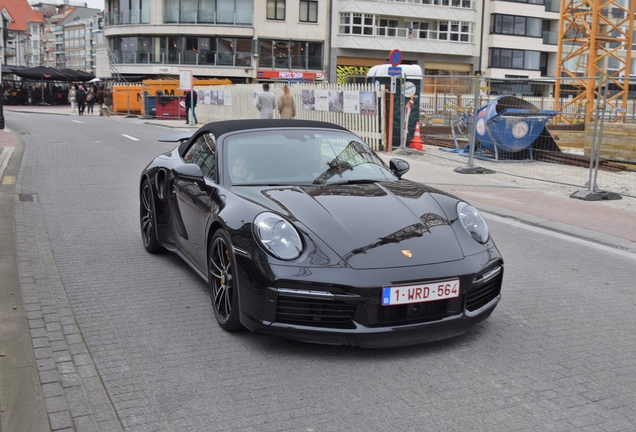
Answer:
[555,0,635,123]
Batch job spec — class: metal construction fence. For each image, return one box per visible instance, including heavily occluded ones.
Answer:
[110,76,634,199]
[412,76,636,199]
[188,82,385,151]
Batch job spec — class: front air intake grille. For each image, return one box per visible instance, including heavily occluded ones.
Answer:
[466,275,502,312]
[275,295,357,329]
[369,300,452,327]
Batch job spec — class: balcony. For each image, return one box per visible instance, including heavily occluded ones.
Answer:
[162,9,252,25]
[105,10,151,25]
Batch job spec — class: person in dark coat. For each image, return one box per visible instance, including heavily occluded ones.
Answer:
[96,86,105,116]
[184,89,197,125]
[76,85,87,116]
[103,87,113,116]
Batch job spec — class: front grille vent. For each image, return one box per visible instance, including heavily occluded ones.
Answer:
[466,275,502,312]
[275,295,356,328]
[371,300,451,327]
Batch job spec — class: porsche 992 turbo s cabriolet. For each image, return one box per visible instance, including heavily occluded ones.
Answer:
[139,119,503,348]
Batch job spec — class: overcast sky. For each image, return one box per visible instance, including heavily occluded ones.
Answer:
[83,0,104,10]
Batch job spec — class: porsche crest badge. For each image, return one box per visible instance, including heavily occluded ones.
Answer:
[401,250,413,258]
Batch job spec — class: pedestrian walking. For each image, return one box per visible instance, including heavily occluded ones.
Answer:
[256,83,277,119]
[76,85,86,116]
[103,86,113,117]
[68,86,76,113]
[278,85,296,119]
[96,86,105,116]
[86,87,95,115]
[184,89,198,125]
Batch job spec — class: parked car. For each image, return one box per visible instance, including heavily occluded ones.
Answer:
[139,119,504,348]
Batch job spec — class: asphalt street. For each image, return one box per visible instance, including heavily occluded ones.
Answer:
[1,107,635,432]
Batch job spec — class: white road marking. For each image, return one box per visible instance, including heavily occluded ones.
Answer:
[485,213,636,259]
[0,147,15,182]
[72,120,83,124]
[122,134,139,141]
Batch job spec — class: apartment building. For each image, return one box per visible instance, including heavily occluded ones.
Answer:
[0,0,44,67]
[102,0,329,82]
[480,0,561,95]
[98,0,635,87]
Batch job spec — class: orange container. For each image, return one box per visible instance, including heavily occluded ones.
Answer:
[112,85,143,114]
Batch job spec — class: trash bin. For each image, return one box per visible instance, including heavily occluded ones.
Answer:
[155,95,183,119]
[143,92,156,117]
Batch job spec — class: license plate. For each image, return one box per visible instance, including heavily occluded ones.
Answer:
[381,279,460,306]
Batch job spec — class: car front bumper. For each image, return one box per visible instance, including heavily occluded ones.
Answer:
[236,250,503,348]
[242,295,499,348]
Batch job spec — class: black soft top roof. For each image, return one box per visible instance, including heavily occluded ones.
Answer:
[199,119,349,136]
[179,119,351,155]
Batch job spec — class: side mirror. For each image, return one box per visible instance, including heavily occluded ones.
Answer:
[389,158,410,179]
[172,163,206,190]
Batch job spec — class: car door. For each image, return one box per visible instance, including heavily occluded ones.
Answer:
[173,133,219,273]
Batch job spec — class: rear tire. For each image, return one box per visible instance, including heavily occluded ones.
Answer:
[208,230,243,331]
[140,179,161,253]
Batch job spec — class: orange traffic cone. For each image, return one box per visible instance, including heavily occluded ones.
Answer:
[409,121,423,151]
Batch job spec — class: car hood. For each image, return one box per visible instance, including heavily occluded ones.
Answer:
[236,181,465,269]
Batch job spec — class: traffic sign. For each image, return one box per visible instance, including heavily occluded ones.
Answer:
[388,66,402,76]
[389,49,402,67]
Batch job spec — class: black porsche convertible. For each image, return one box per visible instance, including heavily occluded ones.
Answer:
[139,119,503,348]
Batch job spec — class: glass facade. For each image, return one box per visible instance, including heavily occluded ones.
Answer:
[258,39,323,70]
[489,48,541,70]
[491,14,543,38]
[110,35,253,66]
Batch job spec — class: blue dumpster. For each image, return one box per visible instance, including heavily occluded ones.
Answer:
[474,96,558,158]
[143,92,156,117]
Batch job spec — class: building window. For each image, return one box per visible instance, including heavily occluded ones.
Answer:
[438,21,471,42]
[339,13,373,35]
[160,0,252,25]
[299,0,317,23]
[491,14,542,37]
[267,0,285,20]
[489,48,541,70]
[258,38,323,70]
[110,35,251,66]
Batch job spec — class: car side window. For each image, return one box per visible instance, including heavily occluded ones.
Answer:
[183,133,216,180]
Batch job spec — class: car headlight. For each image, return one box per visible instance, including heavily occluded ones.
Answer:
[457,202,489,244]
[253,212,303,260]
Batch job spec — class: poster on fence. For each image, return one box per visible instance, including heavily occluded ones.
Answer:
[315,90,329,111]
[360,91,377,116]
[329,91,344,113]
[223,91,231,106]
[302,89,376,115]
[302,90,315,110]
[343,91,360,114]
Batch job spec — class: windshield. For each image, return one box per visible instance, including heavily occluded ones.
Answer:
[224,129,396,186]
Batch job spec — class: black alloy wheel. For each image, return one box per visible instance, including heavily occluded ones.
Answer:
[140,179,161,253]
[208,230,242,331]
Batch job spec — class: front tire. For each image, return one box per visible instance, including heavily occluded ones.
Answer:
[208,230,242,331]
[140,179,161,253]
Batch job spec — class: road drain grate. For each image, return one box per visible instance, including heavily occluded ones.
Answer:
[15,193,38,202]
